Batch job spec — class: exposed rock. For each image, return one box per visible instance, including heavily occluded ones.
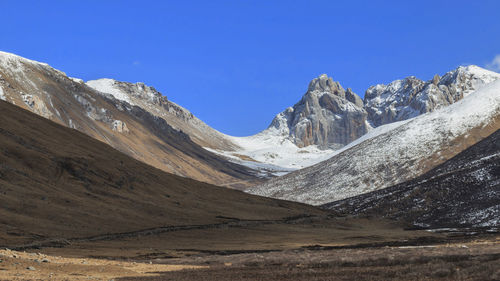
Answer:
[112,120,129,133]
[267,74,368,149]
[364,66,500,127]
[431,74,440,85]
[345,88,364,107]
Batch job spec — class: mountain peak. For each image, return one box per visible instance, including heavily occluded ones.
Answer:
[86,78,166,106]
[307,74,344,94]
[264,74,368,148]
[0,51,62,79]
[448,64,500,82]
[364,64,500,127]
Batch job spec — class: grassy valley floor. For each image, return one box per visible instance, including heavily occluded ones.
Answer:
[0,233,498,280]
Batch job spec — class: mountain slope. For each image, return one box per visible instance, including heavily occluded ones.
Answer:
[3,51,499,183]
[0,51,258,187]
[248,80,500,205]
[205,74,368,174]
[0,99,322,246]
[323,128,500,229]
[208,68,500,174]
[86,78,237,150]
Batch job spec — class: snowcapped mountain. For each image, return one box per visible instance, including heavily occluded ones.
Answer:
[324,128,500,229]
[248,79,500,205]
[85,79,237,150]
[2,50,499,191]
[85,76,363,177]
[204,74,368,175]
[209,67,500,175]
[365,66,500,127]
[0,51,257,187]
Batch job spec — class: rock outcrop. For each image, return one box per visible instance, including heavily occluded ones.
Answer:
[364,65,500,127]
[267,74,368,149]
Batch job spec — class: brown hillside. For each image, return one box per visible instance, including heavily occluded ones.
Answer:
[0,52,259,187]
[0,100,322,247]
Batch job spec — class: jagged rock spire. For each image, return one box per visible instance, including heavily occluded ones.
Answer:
[268,74,368,149]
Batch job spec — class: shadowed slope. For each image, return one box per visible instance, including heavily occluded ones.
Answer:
[0,100,322,247]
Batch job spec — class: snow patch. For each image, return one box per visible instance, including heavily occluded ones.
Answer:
[21,93,34,108]
[86,79,133,104]
[0,85,5,101]
[70,77,84,84]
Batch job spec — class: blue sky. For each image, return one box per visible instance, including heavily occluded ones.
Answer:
[1,0,499,136]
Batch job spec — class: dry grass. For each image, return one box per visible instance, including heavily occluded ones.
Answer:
[0,249,206,280]
[119,238,500,281]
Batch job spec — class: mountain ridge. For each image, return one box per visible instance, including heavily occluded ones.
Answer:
[85,78,238,150]
[248,80,500,204]
[2,50,499,188]
[0,51,259,188]
[208,66,500,175]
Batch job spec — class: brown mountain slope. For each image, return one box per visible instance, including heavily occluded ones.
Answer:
[0,51,258,187]
[0,100,322,247]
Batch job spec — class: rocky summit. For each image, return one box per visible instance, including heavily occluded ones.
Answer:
[267,74,368,149]
[266,66,500,150]
[364,65,500,127]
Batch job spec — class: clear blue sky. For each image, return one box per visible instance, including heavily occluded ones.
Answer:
[2,0,499,136]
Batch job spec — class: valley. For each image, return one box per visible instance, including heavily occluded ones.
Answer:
[0,50,499,280]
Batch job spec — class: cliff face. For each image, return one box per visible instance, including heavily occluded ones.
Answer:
[268,74,368,149]
[266,66,500,150]
[364,66,500,127]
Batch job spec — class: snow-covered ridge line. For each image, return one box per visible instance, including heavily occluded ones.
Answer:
[86,79,135,104]
[86,78,196,117]
[85,77,240,151]
[248,79,500,205]
[364,65,500,127]
[219,66,500,174]
[0,51,51,67]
